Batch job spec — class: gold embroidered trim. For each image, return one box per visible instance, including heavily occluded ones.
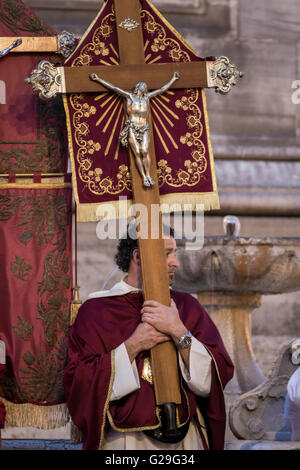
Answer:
[0,398,69,429]
[107,405,162,433]
[196,408,209,449]
[203,345,224,390]
[98,349,116,450]
[175,376,191,428]
[201,89,218,193]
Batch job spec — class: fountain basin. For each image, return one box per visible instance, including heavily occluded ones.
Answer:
[174,237,300,295]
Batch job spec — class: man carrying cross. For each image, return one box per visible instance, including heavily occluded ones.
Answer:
[25,0,242,449]
[63,224,234,450]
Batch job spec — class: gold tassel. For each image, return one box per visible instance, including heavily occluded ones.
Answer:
[0,398,69,429]
[75,191,220,222]
[70,286,82,325]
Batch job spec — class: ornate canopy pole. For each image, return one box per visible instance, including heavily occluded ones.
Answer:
[0,31,76,58]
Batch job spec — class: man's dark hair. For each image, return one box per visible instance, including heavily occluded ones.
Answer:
[115,222,175,272]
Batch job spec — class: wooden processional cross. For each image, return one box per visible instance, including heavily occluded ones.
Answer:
[24,0,242,434]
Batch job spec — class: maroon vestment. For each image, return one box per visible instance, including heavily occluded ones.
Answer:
[63,290,234,450]
[0,364,5,428]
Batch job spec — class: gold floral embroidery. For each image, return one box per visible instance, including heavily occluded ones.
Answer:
[71,94,131,195]
[72,11,116,67]
[82,103,97,118]
[142,9,191,63]
[11,256,32,281]
[86,140,101,154]
[157,89,207,188]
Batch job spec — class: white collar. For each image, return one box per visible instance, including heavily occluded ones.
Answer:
[88,278,141,299]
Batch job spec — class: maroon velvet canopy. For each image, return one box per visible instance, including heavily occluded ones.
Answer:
[0,0,72,429]
[63,0,219,221]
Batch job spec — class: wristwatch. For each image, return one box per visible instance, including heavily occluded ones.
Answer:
[177,331,192,349]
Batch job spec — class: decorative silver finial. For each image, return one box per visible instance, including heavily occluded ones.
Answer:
[58,30,77,58]
[208,56,244,94]
[25,60,61,100]
[223,215,240,237]
[119,17,139,32]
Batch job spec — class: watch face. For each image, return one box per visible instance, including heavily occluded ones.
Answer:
[179,334,192,349]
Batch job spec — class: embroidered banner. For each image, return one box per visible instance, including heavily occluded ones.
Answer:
[63,0,219,221]
[0,0,68,174]
[0,186,72,428]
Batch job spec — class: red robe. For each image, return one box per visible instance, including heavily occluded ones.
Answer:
[63,290,234,450]
[0,364,5,428]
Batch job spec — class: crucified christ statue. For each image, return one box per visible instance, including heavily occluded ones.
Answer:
[0,38,22,58]
[90,71,180,187]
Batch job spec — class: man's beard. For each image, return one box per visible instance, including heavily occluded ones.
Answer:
[168,271,176,286]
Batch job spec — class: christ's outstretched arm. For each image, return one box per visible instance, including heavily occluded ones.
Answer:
[147,71,180,99]
[89,73,132,99]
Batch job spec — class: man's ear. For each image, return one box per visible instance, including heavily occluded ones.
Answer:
[132,248,140,266]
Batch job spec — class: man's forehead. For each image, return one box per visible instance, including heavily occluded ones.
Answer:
[163,237,176,250]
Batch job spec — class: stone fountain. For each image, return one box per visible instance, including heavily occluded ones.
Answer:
[173,216,300,443]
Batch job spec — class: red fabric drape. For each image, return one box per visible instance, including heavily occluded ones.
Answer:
[0,0,68,174]
[0,187,72,413]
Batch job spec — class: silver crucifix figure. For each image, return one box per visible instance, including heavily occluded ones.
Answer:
[90,71,180,188]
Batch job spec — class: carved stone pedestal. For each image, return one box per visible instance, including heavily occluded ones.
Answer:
[198,292,265,393]
[197,291,266,441]
[229,338,300,441]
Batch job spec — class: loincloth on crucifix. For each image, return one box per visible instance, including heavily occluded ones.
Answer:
[120,120,150,147]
